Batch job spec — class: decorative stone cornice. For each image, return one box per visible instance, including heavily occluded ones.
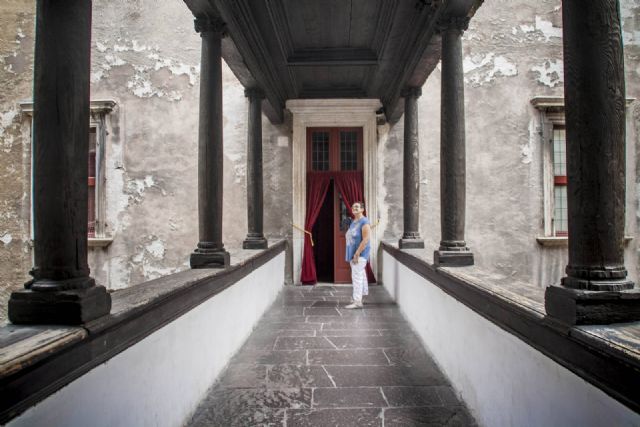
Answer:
[437,15,470,34]
[19,99,116,116]
[244,88,265,99]
[194,17,227,37]
[401,87,422,98]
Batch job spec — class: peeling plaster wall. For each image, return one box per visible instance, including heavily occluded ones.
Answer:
[384,0,640,288]
[87,0,292,290]
[0,1,35,323]
[0,0,292,321]
[1,0,639,322]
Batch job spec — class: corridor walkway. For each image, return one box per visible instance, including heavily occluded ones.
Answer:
[187,285,476,426]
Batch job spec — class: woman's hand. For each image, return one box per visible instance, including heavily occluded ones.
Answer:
[351,254,359,265]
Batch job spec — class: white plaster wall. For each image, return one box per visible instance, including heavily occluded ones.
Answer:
[8,252,285,427]
[382,251,640,427]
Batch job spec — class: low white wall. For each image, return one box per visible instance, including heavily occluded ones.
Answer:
[382,251,640,427]
[9,252,285,427]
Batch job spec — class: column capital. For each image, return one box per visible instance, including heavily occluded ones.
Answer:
[244,87,265,99]
[402,86,422,98]
[194,17,227,36]
[437,16,470,34]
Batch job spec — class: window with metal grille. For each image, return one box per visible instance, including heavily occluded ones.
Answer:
[552,127,568,236]
[88,127,97,238]
[340,130,358,171]
[312,131,330,171]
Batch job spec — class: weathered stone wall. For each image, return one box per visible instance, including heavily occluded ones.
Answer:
[0,1,35,323]
[0,0,292,322]
[1,0,639,322]
[382,0,640,287]
[87,0,292,290]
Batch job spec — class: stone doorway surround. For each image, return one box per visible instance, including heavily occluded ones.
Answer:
[287,99,381,285]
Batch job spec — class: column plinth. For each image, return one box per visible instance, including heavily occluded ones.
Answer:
[8,0,111,325]
[190,17,230,268]
[243,88,268,250]
[434,17,473,267]
[544,0,639,325]
[399,87,424,249]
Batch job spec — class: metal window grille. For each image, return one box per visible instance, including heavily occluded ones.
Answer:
[340,131,358,171]
[312,131,330,171]
[552,127,568,236]
[88,128,97,237]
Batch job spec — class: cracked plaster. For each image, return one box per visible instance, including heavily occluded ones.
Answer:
[0,0,639,321]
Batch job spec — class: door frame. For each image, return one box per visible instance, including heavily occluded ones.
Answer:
[288,99,381,284]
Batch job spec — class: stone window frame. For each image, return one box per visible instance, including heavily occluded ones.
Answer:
[19,99,116,248]
[532,96,634,247]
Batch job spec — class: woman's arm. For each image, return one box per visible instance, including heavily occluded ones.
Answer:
[352,223,371,262]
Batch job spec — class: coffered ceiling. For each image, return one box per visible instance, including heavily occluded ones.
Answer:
[183,0,483,123]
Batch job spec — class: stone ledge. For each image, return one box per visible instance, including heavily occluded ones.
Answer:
[88,237,114,248]
[381,242,640,415]
[0,240,287,423]
[536,235,634,247]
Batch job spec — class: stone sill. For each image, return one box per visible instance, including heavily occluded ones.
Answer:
[88,237,114,248]
[536,235,634,247]
[531,96,636,109]
[0,240,286,423]
[381,242,640,415]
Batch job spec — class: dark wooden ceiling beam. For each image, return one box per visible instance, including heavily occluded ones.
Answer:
[287,48,378,67]
[216,0,290,123]
[183,0,485,125]
[183,0,284,123]
[298,85,367,99]
[381,2,443,123]
[264,0,299,97]
[382,0,484,123]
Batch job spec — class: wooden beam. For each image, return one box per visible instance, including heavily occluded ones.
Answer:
[298,85,367,99]
[287,48,378,66]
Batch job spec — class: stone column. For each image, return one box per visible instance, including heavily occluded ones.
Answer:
[399,87,425,249]
[545,0,640,325]
[434,17,474,267]
[8,0,111,324]
[243,88,268,249]
[190,17,230,268]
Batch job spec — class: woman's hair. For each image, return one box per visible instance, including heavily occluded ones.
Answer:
[352,201,365,209]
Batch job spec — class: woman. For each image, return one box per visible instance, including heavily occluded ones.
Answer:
[344,201,371,309]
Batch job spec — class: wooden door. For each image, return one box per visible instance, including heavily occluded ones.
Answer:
[307,127,363,283]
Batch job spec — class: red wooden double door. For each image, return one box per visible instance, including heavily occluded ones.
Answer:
[307,127,363,283]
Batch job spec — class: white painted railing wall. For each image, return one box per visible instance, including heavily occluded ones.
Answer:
[382,251,640,427]
[8,252,285,427]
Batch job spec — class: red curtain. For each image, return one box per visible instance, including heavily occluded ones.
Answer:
[334,171,376,283]
[300,172,332,284]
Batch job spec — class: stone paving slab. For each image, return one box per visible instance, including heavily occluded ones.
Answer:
[187,285,476,426]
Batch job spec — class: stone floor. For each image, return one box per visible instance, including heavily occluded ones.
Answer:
[187,285,476,426]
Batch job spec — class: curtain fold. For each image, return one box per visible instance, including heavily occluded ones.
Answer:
[300,172,331,284]
[333,171,376,283]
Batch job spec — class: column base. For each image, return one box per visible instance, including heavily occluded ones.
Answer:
[545,285,640,325]
[243,236,268,250]
[434,250,474,267]
[8,284,112,325]
[398,238,424,249]
[190,248,230,269]
[561,272,634,292]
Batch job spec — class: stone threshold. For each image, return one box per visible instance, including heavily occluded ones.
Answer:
[0,240,287,424]
[381,241,640,415]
